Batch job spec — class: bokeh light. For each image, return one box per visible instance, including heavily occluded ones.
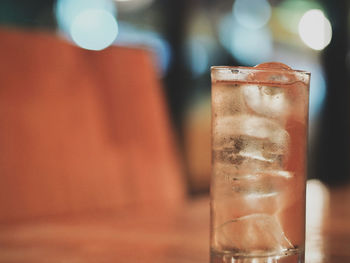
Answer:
[306,179,329,263]
[298,9,332,50]
[306,179,329,227]
[309,70,326,120]
[233,0,271,29]
[55,0,118,51]
[219,15,272,66]
[113,0,154,12]
[185,37,209,76]
[70,10,118,51]
[116,22,171,74]
[276,0,322,34]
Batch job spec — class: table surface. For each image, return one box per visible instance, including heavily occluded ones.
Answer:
[0,180,349,263]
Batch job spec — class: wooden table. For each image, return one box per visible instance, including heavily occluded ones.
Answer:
[0,181,349,263]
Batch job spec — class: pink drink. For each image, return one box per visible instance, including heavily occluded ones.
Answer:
[210,63,310,263]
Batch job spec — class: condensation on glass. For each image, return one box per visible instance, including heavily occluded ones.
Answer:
[210,63,310,263]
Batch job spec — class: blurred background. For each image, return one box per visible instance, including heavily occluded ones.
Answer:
[0,0,349,203]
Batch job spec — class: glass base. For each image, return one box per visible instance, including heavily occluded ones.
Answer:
[210,250,304,263]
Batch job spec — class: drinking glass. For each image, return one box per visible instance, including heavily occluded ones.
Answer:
[210,62,310,263]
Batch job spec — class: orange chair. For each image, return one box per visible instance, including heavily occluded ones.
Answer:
[0,27,185,222]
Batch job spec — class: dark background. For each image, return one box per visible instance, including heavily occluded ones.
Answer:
[1,0,349,193]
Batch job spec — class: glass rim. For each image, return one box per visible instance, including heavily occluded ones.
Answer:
[211,65,311,76]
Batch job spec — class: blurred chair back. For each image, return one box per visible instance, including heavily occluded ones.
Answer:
[0,28,184,222]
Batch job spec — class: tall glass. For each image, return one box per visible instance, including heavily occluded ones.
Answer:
[210,63,310,263]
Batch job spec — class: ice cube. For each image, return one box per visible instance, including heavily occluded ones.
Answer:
[213,149,284,172]
[247,62,301,87]
[214,213,294,253]
[213,161,292,181]
[212,170,293,219]
[233,171,292,196]
[214,115,289,146]
[213,115,290,169]
[243,85,289,118]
